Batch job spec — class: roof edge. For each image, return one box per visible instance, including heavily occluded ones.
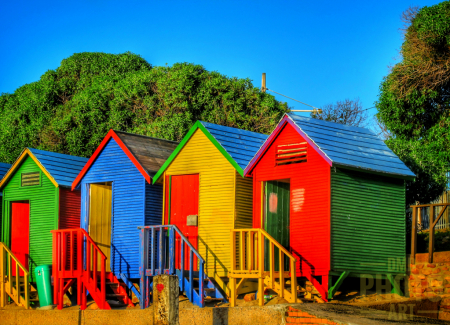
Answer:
[333,163,416,181]
[0,148,59,190]
[71,130,151,190]
[244,114,333,176]
[152,121,245,184]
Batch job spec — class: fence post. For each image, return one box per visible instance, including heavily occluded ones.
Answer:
[153,274,179,325]
[411,207,417,264]
[139,228,148,309]
[429,207,435,263]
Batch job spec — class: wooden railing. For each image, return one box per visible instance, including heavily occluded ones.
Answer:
[138,225,211,308]
[52,228,108,310]
[229,228,297,307]
[411,203,450,263]
[0,242,30,309]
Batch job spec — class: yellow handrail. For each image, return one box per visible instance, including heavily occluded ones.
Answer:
[229,228,297,307]
[0,242,30,309]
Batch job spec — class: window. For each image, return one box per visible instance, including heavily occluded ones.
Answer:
[21,172,40,187]
[275,142,307,166]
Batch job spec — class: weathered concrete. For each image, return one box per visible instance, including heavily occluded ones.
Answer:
[153,275,179,325]
[2,302,450,324]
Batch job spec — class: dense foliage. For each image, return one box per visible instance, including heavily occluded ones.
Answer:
[0,52,289,162]
[376,2,450,205]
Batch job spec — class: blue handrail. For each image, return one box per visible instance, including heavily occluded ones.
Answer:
[137,225,205,308]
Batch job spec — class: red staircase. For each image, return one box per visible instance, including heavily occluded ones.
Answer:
[52,228,133,310]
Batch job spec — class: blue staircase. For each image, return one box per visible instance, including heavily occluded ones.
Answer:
[138,225,227,308]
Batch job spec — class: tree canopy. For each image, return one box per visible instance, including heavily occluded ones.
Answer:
[0,52,289,163]
[310,98,368,127]
[376,1,450,205]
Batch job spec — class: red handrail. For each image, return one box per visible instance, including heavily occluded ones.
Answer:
[51,228,108,310]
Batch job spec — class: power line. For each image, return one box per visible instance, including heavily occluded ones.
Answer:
[265,88,321,111]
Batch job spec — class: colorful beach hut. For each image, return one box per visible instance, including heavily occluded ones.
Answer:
[242,113,415,300]
[70,130,178,286]
[151,121,268,291]
[0,148,88,280]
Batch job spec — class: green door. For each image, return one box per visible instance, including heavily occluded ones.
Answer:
[264,180,290,271]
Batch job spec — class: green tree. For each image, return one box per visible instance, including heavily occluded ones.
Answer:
[376,2,450,205]
[0,52,289,161]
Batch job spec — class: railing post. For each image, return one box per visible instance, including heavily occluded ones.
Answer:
[279,253,284,298]
[188,250,193,303]
[258,230,264,306]
[199,261,205,307]
[0,246,4,308]
[180,235,185,292]
[240,231,245,270]
[269,243,274,289]
[169,227,175,275]
[151,227,155,275]
[101,257,106,309]
[159,227,165,274]
[290,258,297,303]
[230,230,236,272]
[139,228,148,309]
[411,207,417,264]
[25,270,29,309]
[429,206,435,263]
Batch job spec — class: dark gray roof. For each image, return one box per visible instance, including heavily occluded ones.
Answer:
[114,131,179,177]
[288,114,415,178]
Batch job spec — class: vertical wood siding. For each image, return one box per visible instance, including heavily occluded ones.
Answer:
[1,157,58,281]
[59,187,81,229]
[80,138,146,279]
[165,129,237,276]
[331,168,406,274]
[251,122,331,276]
[145,182,163,226]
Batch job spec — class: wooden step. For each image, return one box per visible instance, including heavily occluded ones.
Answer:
[205,297,223,302]
[193,278,209,282]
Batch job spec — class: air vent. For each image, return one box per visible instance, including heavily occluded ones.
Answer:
[21,172,40,187]
[276,142,307,165]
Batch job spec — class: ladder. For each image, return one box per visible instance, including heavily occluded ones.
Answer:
[0,242,30,309]
[138,225,226,308]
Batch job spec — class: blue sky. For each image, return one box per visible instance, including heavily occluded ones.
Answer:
[0,0,442,124]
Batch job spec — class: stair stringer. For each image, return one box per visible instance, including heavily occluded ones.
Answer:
[80,274,111,310]
[303,272,328,302]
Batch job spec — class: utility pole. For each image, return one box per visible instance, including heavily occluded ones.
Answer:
[261,73,266,93]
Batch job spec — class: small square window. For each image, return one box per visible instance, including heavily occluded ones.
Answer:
[21,172,40,187]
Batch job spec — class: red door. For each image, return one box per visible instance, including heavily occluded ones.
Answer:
[170,174,199,271]
[11,202,30,276]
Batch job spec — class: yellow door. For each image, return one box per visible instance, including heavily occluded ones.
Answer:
[89,183,112,272]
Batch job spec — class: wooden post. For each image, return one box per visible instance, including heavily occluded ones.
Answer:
[229,277,236,307]
[258,231,265,306]
[261,73,266,93]
[0,246,4,308]
[411,207,417,264]
[153,274,179,325]
[429,206,435,263]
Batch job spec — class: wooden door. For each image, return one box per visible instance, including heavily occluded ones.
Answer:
[11,202,30,276]
[89,183,112,272]
[264,180,290,270]
[170,174,199,271]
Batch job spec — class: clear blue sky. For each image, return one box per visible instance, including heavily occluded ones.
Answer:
[0,0,441,123]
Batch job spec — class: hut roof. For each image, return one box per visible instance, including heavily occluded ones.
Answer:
[245,113,415,179]
[0,148,89,189]
[0,162,12,179]
[153,121,268,183]
[72,130,179,189]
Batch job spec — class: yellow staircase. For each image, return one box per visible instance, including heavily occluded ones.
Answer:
[0,243,30,309]
[229,229,297,306]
